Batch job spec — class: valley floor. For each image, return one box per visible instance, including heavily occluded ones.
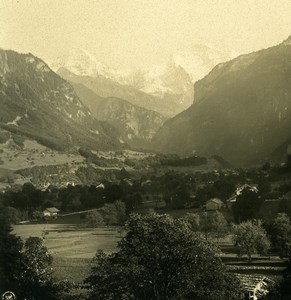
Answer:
[13,220,287,285]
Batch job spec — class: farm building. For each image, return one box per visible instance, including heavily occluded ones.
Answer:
[96,183,105,189]
[235,184,258,195]
[205,198,224,211]
[236,274,272,300]
[43,207,60,218]
[227,184,258,207]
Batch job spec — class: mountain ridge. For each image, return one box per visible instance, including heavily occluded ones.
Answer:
[152,39,291,166]
[70,81,167,147]
[53,46,234,116]
[0,49,123,151]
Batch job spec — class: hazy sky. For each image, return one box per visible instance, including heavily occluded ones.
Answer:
[1,0,291,70]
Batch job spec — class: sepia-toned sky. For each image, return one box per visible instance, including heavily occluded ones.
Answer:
[1,0,291,70]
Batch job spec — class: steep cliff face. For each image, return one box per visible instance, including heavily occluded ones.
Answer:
[0,49,121,151]
[70,82,166,147]
[96,97,166,146]
[153,39,291,166]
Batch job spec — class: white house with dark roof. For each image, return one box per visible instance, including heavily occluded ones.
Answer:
[43,207,60,218]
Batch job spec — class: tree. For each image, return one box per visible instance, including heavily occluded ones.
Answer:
[198,211,228,241]
[232,220,270,262]
[0,215,23,295]
[171,186,190,209]
[183,213,200,231]
[32,210,44,220]
[113,200,127,225]
[211,211,229,242]
[18,237,69,300]
[0,214,69,299]
[86,210,104,227]
[199,212,215,240]
[101,201,127,226]
[267,213,291,257]
[105,184,123,203]
[278,197,291,218]
[257,180,271,197]
[101,203,118,225]
[1,206,21,224]
[85,213,241,300]
[232,189,262,222]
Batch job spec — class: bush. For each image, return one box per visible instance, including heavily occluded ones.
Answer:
[86,210,104,227]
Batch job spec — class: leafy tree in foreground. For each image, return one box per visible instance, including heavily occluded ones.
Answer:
[0,215,23,295]
[85,213,241,300]
[232,220,270,262]
[0,215,70,299]
[17,236,68,300]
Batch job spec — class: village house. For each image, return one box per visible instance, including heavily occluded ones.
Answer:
[236,274,272,300]
[205,198,224,211]
[227,184,258,208]
[43,207,60,219]
[96,183,105,189]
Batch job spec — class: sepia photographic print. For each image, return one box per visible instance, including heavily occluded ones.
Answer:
[1,0,291,299]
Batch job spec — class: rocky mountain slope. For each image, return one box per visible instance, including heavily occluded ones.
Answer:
[0,49,122,151]
[53,46,233,116]
[70,82,166,147]
[57,67,179,117]
[152,37,291,166]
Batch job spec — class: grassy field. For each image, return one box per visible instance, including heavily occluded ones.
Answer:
[0,139,84,171]
[13,220,287,285]
[13,223,121,283]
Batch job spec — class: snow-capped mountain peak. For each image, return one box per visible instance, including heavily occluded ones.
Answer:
[51,48,131,82]
[52,45,235,111]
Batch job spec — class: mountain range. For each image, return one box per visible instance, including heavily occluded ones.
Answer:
[2,37,291,169]
[52,45,233,116]
[0,49,122,151]
[153,37,291,166]
[57,67,179,117]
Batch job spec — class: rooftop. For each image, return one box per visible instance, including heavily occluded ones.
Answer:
[235,274,272,292]
[44,207,60,213]
[207,198,223,204]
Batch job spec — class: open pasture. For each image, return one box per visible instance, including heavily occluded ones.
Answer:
[13,222,287,284]
[13,223,121,283]
[0,139,84,171]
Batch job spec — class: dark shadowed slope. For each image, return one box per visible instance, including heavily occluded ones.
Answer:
[153,37,291,166]
[0,49,122,151]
